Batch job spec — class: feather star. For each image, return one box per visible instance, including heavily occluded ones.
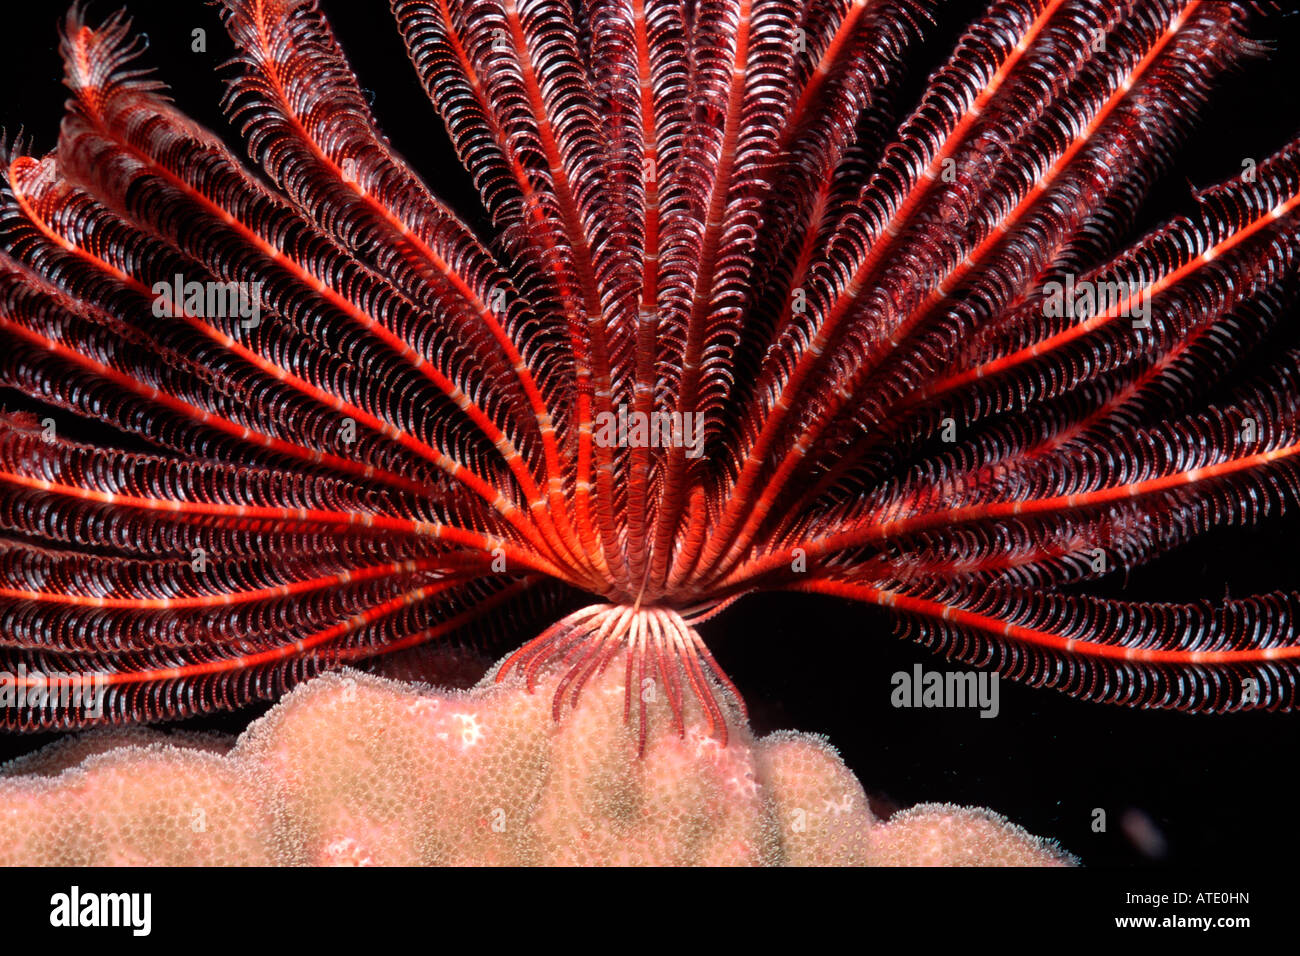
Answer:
[0,0,1297,752]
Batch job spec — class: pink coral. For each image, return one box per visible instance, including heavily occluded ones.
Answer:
[0,651,1072,866]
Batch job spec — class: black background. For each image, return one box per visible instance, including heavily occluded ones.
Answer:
[0,0,1296,869]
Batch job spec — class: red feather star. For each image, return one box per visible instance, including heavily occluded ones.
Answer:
[0,0,1298,749]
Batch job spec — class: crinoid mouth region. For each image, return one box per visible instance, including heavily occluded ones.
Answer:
[496,604,746,752]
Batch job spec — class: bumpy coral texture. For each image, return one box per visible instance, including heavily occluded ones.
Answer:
[0,653,1070,866]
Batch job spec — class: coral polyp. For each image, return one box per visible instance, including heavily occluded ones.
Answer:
[0,0,1298,751]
